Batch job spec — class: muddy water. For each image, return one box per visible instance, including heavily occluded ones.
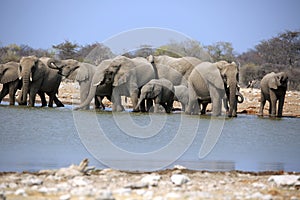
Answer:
[0,104,299,172]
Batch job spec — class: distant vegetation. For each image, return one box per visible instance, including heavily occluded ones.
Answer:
[1,30,299,90]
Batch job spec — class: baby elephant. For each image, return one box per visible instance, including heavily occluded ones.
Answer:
[259,72,288,117]
[136,78,175,113]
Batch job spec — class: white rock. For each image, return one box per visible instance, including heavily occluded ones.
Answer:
[252,182,266,188]
[246,192,272,200]
[268,175,300,186]
[96,190,114,200]
[173,165,186,170]
[69,176,89,187]
[60,194,71,200]
[15,188,26,196]
[141,174,161,186]
[21,177,43,186]
[171,174,190,186]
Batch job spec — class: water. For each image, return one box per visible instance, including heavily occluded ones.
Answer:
[0,104,299,172]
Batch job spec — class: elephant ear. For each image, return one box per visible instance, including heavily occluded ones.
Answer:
[76,64,89,82]
[0,62,19,84]
[268,76,278,89]
[202,63,226,90]
[111,56,135,86]
[34,59,47,80]
[152,84,162,97]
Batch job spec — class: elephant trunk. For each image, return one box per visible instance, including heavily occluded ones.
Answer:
[228,83,237,117]
[135,98,144,111]
[74,85,97,110]
[236,90,244,103]
[21,72,30,104]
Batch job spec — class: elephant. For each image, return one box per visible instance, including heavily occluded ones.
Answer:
[46,58,105,109]
[186,61,240,117]
[74,59,113,110]
[258,72,288,117]
[97,56,156,112]
[136,78,175,113]
[0,61,22,105]
[18,56,64,107]
[174,85,189,111]
[147,55,202,86]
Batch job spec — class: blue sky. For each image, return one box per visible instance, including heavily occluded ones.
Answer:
[0,0,299,54]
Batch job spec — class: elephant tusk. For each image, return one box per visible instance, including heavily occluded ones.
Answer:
[19,76,22,80]
[93,81,101,87]
[50,62,58,68]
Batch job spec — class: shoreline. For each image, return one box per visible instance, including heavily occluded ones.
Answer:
[1,160,299,199]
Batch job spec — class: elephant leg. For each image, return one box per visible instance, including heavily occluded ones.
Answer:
[153,97,162,113]
[200,102,208,115]
[111,89,124,112]
[258,93,266,116]
[53,95,64,107]
[9,81,20,105]
[146,99,153,112]
[165,98,174,113]
[277,95,285,117]
[29,89,38,107]
[181,103,186,112]
[37,91,47,107]
[94,95,101,109]
[209,87,222,116]
[269,91,277,117]
[48,93,55,108]
[139,99,147,112]
[186,85,198,115]
[0,84,9,104]
[131,90,139,112]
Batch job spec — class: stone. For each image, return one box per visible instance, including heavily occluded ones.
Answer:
[95,190,115,200]
[59,194,71,200]
[268,175,300,187]
[141,174,161,186]
[171,174,190,186]
[14,188,26,196]
[21,177,43,186]
[69,176,89,187]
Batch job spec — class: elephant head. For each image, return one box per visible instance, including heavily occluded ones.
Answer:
[18,56,46,104]
[0,62,19,84]
[39,57,63,70]
[58,59,90,82]
[102,56,135,86]
[269,72,288,89]
[215,61,242,117]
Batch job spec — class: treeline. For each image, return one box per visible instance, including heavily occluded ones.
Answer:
[1,30,299,89]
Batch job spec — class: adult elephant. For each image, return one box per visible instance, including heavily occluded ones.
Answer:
[186,61,240,117]
[74,59,113,110]
[258,72,288,117]
[136,78,175,113]
[46,58,104,109]
[0,61,22,105]
[97,56,156,112]
[18,56,64,107]
[147,55,202,86]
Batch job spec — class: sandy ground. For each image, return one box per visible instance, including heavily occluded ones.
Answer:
[1,82,300,199]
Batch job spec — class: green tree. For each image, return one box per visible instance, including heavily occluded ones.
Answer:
[52,40,79,60]
[204,41,235,62]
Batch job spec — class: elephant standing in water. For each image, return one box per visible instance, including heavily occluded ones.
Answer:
[18,56,64,107]
[186,61,241,117]
[259,72,288,117]
[136,78,175,113]
[86,56,156,112]
[0,62,22,105]
[73,59,113,110]
[46,58,107,109]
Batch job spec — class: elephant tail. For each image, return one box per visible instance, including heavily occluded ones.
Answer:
[74,85,97,110]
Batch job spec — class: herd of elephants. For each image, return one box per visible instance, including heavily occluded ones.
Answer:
[0,55,288,117]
